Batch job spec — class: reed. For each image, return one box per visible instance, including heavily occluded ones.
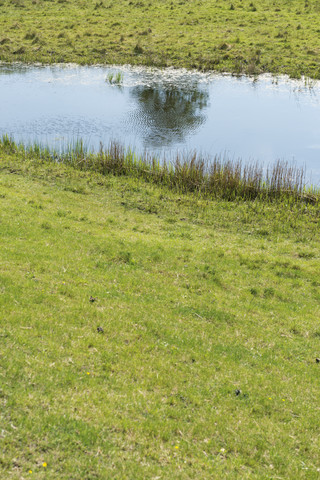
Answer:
[106,71,124,85]
[0,135,318,203]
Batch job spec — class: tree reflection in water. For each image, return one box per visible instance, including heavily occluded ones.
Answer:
[128,83,209,148]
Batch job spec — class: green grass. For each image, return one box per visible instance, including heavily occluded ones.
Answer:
[0,0,320,78]
[1,149,320,478]
[106,71,124,85]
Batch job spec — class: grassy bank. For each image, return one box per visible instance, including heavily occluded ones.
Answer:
[0,0,320,78]
[1,147,320,478]
[1,136,319,204]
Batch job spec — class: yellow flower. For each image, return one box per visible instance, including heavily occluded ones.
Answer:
[28,470,32,474]
[174,446,179,449]
[42,462,47,468]
[87,372,90,375]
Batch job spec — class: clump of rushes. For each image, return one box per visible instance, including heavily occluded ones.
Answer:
[106,71,123,85]
[0,135,318,204]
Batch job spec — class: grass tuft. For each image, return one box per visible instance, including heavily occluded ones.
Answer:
[106,71,124,85]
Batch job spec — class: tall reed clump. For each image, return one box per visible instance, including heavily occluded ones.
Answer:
[0,135,318,203]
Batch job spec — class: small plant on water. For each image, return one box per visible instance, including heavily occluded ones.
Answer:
[106,71,123,85]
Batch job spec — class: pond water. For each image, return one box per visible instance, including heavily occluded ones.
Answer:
[1,63,320,184]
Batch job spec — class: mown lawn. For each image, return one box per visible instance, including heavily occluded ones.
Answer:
[0,0,320,78]
[0,152,320,478]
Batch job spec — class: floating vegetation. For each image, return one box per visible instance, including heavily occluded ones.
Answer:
[0,135,319,204]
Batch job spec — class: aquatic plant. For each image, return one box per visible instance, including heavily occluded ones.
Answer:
[106,72,123,85]
[106,72,114,83]
[0,135,318,204]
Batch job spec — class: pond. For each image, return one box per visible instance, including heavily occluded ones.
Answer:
[0,63,320,184]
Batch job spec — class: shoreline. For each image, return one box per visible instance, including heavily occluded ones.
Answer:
[1,136,319,203]
[1,60,320,87]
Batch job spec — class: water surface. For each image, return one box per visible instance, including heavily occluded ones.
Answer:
[0,63,319,183]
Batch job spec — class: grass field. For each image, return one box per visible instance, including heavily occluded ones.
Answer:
[1,0,320,475]
[1,148,320,478]
[0,0,320,78]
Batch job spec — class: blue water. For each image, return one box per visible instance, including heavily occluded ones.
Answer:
[0,63,319,184]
